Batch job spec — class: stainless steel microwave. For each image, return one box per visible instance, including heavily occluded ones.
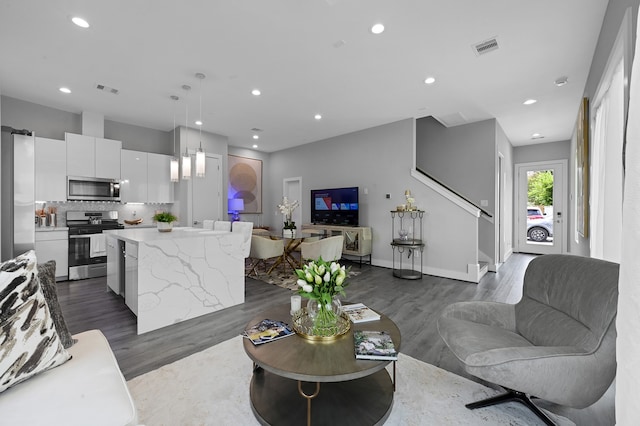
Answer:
[67,176,121,201]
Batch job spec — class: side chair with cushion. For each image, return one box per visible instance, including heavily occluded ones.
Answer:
[300,235,344,265]
[437,254,619,426]
[247,235,284,277]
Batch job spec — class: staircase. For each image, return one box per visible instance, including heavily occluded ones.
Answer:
[411,168,490,283]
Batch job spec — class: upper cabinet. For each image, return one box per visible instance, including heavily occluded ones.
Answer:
[147,153,174,204]
[65,132,121,180]
[95,137,122,179]
[35,137,67,201]
[121,150,174,204]
[120,149,148,203]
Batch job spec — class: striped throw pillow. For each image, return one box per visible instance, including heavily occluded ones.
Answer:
[0,250,71,393]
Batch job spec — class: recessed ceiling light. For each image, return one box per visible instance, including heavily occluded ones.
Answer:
[251,89,261,96]
[71,16,90,28]
[531,133,545,139]
[253,135,259,140]
[314,114,322,120]
[195,120,203,126]
[424,77,436,85]
[523,99,537,105]
[555,77,569,87]
[371,23,385,34]
[252,144,258,149]
[59,87,71,94]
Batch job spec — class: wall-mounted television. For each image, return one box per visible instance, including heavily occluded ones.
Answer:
[310,186,359,226]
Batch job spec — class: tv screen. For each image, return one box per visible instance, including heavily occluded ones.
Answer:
[311,187,359,226]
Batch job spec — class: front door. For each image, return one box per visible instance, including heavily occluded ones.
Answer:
[515,160,567,255]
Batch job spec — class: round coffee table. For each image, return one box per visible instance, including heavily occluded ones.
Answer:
[243,302,401,425]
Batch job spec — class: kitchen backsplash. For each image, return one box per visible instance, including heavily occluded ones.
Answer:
[37,201,174,227]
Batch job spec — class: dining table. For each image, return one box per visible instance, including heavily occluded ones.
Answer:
[266,231,323,274]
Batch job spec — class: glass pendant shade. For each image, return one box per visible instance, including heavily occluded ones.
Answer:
[182,153,191,179]
[195,147,205,177]
[170,158,179,182]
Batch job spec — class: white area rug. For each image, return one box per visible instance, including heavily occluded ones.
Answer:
[128,336,573,425]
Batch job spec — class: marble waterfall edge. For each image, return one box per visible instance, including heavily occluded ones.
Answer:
[137,233,245,334]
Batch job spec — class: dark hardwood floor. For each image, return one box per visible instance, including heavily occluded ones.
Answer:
[56,253,613,425]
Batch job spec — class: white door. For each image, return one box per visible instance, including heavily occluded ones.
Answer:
[515,160,567,255]
[283,177,302,230]
[192,154,222,226]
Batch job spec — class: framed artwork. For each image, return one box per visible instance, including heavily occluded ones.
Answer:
[576,97,589,238]
[228,155,262,213]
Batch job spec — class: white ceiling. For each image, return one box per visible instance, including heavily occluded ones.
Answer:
[0,0,608,152]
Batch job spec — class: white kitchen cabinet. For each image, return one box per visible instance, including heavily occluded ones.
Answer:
[65,132,121,179]
[125,241,138,316]
[106,235,122,295]
[120,149,148,203]
[95,137,122,179]
[66,133,95,177]
[147,152,174,203]
[35,230,69,281]
[35,137,67,201]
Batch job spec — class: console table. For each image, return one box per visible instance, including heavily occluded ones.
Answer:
[302,224,372,266]
[390,210,425,279]
[243,303,401,425]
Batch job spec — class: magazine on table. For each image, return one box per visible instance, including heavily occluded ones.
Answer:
[242,319,295,345]
[341,303,381,323]
[354,330,398,360]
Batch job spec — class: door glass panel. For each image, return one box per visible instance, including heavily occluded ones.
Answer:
[526,170,554,246]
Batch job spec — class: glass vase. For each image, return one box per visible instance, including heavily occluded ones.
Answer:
[307,296,342,327]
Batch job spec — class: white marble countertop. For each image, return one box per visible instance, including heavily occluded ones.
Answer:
[104,227,229,243]
[35,226,69,232]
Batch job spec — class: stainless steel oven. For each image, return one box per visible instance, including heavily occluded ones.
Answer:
[67,211,123,280]
[67,176,121,201]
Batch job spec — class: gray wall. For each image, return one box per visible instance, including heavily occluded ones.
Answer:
[571,0,640,256]
[1,95,172,154]
[416,117,496,214]
[513,140,571,164]
[105,120,171,154]
[266,119,415,266]
[1,96,81,140]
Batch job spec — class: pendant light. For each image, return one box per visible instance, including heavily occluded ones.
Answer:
[170,95,179,182]
[195,72,206,178]
[181,84,191,180]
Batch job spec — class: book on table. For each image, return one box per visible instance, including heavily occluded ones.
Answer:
[341,303,381,323]
[354,330,398,360]
[242,319,295,345]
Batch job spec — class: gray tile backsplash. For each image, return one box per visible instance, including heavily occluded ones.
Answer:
[38,201,174,227]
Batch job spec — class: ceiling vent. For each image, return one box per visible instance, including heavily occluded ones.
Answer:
[95,83,119,95]
[473,37,499,56]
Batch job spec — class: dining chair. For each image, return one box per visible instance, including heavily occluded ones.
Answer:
[247,235,285,277]
[300,235,344,264]
[231,221,254,257]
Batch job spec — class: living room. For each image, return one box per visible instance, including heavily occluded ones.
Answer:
[2,1,640,425]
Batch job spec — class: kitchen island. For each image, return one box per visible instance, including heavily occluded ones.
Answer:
[104,227,246,334]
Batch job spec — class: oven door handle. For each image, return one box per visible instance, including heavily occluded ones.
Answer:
[69,234,94,239]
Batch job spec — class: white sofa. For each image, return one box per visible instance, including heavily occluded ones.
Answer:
[0,329,138,425]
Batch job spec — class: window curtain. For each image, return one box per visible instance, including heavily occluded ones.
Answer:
[616,11,640,425]
[590,60,624,262]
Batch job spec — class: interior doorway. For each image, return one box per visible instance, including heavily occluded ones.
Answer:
[515,160,567,255]
[191,154,222,226]
[283,177,302,231]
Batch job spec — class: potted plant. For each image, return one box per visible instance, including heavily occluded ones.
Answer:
[152,211,178,232]
[277,197,300,237]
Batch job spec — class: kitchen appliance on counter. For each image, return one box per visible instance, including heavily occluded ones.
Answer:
[67,210,124,280]
[67,176,121,202]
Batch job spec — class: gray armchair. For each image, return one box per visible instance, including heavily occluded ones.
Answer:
[437,254,619,425]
